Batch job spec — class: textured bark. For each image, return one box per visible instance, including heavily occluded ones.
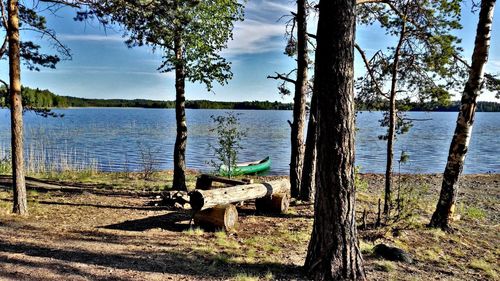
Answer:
[299,91,317,202]
[383,20,406,219]
[429,0,495,230]
[290,0,308,199]
[172,32,187,191]
[304,0,365,279]
[8,0,27,215]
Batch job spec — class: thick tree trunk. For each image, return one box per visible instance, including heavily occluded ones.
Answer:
[172,33,187,191]
[383,20,406,220]
[299,91,317,202]
[290,0,308,199]
[429,0,495,230]
[8,0,27,215]
[304,0,365,279]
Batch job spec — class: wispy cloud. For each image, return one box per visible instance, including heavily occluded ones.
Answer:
[224,19,286,56]
[58,34,124,42]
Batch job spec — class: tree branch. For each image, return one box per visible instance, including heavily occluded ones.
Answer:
[267,72,297,85]
[354,43,389,99]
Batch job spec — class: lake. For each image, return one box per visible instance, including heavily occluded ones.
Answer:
[0,108,498,174]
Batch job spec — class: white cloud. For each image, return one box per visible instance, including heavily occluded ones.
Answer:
[224,19,286,56]
[58,34,124,42]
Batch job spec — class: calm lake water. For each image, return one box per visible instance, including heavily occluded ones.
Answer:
[0,108,498,174]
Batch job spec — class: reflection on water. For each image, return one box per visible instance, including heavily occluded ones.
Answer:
[0,109,497,174]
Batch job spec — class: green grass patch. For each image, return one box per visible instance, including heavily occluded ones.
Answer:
[463,206,487,220]
[374,261,396,272]
[215,231,240,249]
[184,227,205,236]
[359,240,374,255]
[469,259,498,279]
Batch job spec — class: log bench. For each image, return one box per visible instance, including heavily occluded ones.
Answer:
[190,178,290,231]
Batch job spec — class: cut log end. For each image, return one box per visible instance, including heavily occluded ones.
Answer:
[256,193,290,214]
[193,204,238,232]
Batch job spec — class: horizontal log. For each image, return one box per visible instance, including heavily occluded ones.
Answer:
[190,179,290,211]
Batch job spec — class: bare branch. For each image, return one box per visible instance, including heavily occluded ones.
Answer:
[0,78,8,91]
[355,43,389,99]
[267,72,297,85]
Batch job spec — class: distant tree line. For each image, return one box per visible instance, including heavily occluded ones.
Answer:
[1,86,499,112]
[355,97,500,112]
[0,86,294,110]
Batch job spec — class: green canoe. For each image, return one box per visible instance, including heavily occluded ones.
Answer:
[219,156,271,176]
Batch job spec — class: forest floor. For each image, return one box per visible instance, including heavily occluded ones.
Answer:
[0,171,498,281]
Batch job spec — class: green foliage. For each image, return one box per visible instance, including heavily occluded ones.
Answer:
[356,0,465,137]
[0,155,12,175]
[399,151,409,164]
[209,112,247,178]
[355,166,369,192]
[88,0,244,91]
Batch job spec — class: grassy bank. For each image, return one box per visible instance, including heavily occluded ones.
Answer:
[0,172,498,280]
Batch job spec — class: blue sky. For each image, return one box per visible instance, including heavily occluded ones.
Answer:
[1,0,499,102]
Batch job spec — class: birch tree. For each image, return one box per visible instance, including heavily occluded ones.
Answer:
[429,0,496,231]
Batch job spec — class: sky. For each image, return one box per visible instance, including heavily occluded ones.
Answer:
[1,0,499,103]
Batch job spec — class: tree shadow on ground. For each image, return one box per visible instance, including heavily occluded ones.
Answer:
[35,200,165,211]
[102,211,193,232]
[0,239,306,280]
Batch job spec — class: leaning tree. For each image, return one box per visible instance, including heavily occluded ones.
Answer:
[85,0,243,191]
[429,0,497,231]
[304,0,365,279]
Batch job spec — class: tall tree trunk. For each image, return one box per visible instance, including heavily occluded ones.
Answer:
[290,0,308,199]
[8,0,27,215]
[383,20,406,220]
[429,0,495,230]
[172,32,187,191]
[304,0,365,279]
[299,91,317,202]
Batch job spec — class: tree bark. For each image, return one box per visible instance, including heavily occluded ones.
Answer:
[290,0,308,199]
[429,0,496,230]
[383,19,406,220]
[304,0,365,279]
[299,91,317,202]
[8,0,27,215]
[172,31,187,191]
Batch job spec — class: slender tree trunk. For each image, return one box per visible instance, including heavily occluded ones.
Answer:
[429,0,495,230]
[304,0,365,279]
[383,20,406,220]
[299,92,317,202]
[8,0,27,215]
[172,32,187,191]
[290,0,308,199]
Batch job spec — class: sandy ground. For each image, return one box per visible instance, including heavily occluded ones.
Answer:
[0,173,498,281]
